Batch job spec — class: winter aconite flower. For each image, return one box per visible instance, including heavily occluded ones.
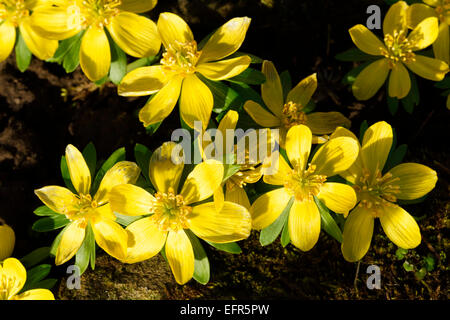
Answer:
[118,12,252,130]
[31,0,161,81]
[408,0,449,64]
[0,0,58,62]
[109,142,252,284]
[0,258,54,300]
[333,122,438,262]
[0,219,14,261]
[250,125,358,251]
[244,61,350,147]
[34,144,140,265]
[349,1,448,100]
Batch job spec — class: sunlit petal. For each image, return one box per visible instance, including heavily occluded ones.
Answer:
[165,229,194,285]
[341,206,374,262]
[250,187,292,230]
[288,199,321,252]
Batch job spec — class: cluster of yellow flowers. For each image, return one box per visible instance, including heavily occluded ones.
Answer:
[0,0,445,299]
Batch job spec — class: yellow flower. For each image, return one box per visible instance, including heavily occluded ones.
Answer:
[244,60,351,147]
[0,258,54,300]
[0,0,58,62]
[0,219,15,261]
[250,124,358,251]
[333,122,438,262]
[31,0,161,81]
[34,144,141,265]
[349,1,449,100]
[408,0,450,64]
[118,12,252,130]
[109,142,252,285]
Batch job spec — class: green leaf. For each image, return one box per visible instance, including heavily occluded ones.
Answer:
[61,156,77,193]
[395,247,408,260]
[75,222,94,275]
[385,144,407,171]
[82,142,97,178]
[145,121,162,136]
[32,215,71,232]
[62,32,84,73]
[401,72,419,114]
[114,213,143,227]
[28,278,58,291]
[24,264,51,287]
[109,39,127,85]
[223,163,241,183]
[335,47,376,62]
[260,197,294,246]
[48,31,83,64]
[280,213,290,247]
[201,75,242,114]
[186,230,210,285]
[280,70,292,102]
[415,267,427,280]
[228,51,264,64]
[206,241,242,254]
[424,255,435,272]
[20,247,51,269]
[34,206,60,217]
[434,76,450,89]
[126,55,159,73]
[229,82,264,107]
[403,260,414,272]
[387,94,399,116]
[228,68,266,85]
[134,143,152,182]
[359,120,369,142]
[91,147,126,195]
[342,61,373,85]
[94,75,109,86]
[15,32,32,72]
[314,196,343,243]
[50,226,68,257]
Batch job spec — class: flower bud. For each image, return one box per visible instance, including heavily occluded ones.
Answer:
[0,218,15,261]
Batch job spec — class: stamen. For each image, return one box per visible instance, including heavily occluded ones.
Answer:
[151,187,192,232]
[284,163,327,201]
[67,0,122,29]
[282,101,307,129]
[160,41,201,77]
[0,0,29,27]
[380,30,416,68]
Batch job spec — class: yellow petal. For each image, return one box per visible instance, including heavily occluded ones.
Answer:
[286,124,312,171]
[317,182,357,215]
[80,26,111,81]
[250,187,292,230]
[91,217,128,261]
[109,184,155,216]
[388,62,411,99]
[119,0,157,13]
[14,289,55,300]
[0,21,16,62]
[1,258,26,298]
[218,109,239,132]
[423,0,440,6]
[261,60,284,118]
[55,220,86,265]
[149,141,184,193]
[179,74,214,130]
[19,18,58,60]
[387,163,438,200]
[341,206,374,262]
[197,55,251,80]
[433,22,449,65]
[407,17,439,51]
[108,12,161,58]
[406,54,449,81]
[383,0,409,36]
[0,223,15,261]
[225,185,251,210]
[65,144,91,195]
[189,201,251,243]
[34,186,79,215]
[380,205,421,249]
[311,137,359,177]
[348,24,385,56]
[180,160,224,204]
[165,229,194,285]
[407,3,438,29]
[30,3,81,40]
[198,17,251,63]
[243,100,281,127]
[122,217,167,263]
[288,199,321,252]
[352,58,390,100]
[94,203,115,221]
[118,66,168,97]
[306,112,351,135]
[263,151,292,185]
[361,121,393,176]
[157,12,194,50]
[94,161,141,205]
[139,75,183,127]
[213,186,225,212]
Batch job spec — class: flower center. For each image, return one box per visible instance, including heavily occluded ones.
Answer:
[354,169,400,217]
[67,0,121,29]
[0,0,29,27]
[435,0,449,23]
[160,41,201,77]
[66,193,98,221]
[284,164,327,201]
[150,187,191,232]
[0,271,18,300]
[381,30,416,67]
[282,102,307,129]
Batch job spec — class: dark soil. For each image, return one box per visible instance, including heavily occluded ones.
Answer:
[1,0,448,300]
